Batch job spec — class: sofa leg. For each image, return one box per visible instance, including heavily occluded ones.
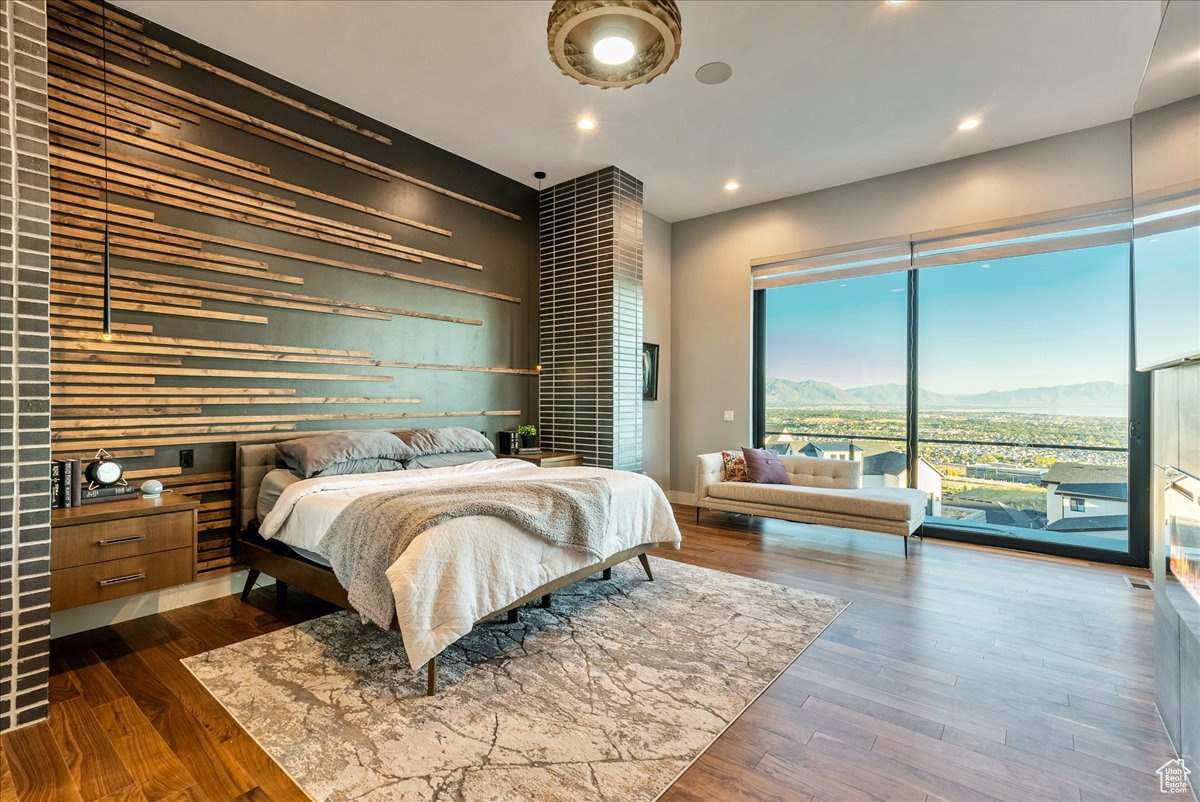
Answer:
[903,536,909,558]
[695,506,701,524]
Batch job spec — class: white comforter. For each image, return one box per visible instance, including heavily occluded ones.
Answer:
[258,458,681,668]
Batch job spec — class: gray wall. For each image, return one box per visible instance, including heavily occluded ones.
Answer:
[1,0,51,730]
[642,211,671,488]
[668,120,1133,494]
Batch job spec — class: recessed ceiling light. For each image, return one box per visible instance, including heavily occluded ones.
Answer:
[592,29,636,65]
[576,117,597,130]
[885,0,908,5]
[695,61,733,85]
[958,117,981,131]
[724,180,740,191]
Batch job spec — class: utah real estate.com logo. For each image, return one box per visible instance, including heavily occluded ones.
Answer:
[1158,758,1192,794]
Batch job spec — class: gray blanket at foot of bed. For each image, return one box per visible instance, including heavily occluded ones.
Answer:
[316,477,612,629]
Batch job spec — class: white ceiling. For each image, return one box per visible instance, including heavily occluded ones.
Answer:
[114,0,1163,222]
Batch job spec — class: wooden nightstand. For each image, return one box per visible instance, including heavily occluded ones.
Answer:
[508,450,584,467]
[50,495,199,611]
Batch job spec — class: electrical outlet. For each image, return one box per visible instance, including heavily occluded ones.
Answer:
[723,410,735,422]
[179,449,194,469]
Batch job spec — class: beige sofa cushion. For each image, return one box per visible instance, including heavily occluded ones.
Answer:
[780,454,861,489]
[707,481,925,524]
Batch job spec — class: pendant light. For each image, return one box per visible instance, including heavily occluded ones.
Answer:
[100,1,112,342]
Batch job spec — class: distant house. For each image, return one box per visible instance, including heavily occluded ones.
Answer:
[966,463,1047,485]
[1042,463,1128,526]
[797,441,863,461]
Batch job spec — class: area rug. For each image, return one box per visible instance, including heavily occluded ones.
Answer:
[183,557,848,802]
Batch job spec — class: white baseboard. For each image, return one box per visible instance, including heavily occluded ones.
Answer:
[667,490,696,505]
[50,570,274,639]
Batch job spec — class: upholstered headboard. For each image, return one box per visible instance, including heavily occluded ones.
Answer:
[234,429,413,531]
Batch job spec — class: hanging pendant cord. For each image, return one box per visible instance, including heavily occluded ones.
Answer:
[101,2,112,341]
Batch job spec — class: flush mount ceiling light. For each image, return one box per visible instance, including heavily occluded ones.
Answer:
[958,116,982,131]
[576,116,597,130]
[548,0,683,89]
[723,180,740,191]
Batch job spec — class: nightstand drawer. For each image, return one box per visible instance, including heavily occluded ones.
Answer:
[51,548,195,611]
[51,510,194,569]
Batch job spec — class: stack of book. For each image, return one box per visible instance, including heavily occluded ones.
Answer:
[517,447,543,455]
[50,460,136,507]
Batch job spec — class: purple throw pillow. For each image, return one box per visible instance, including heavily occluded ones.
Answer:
[742,447,790,485]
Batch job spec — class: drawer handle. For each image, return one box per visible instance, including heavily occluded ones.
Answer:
[98,572,145,587]
[97,534,146,546]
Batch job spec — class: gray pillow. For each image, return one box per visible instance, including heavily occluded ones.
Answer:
[403,450,496,470]
[397,427,494,457]
[314,457,406,477]
[276,430,412,478]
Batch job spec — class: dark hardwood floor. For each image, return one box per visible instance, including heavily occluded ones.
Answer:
[2,506,1179,801]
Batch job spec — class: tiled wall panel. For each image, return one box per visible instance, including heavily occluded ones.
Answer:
[538,167,643,471]
[1,0,52,731]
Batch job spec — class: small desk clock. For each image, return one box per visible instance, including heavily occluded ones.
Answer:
[84,448,125,489]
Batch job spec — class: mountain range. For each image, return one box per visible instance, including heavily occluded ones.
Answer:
[764,377,1128,411]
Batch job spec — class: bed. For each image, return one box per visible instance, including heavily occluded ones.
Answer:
[232,430,682,694]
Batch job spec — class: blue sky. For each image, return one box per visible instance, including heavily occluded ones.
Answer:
[765,242,1131,395]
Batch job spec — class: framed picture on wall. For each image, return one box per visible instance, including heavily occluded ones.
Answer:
[642,343,659,401]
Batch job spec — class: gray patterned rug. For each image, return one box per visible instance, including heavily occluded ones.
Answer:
[183,557,847,802]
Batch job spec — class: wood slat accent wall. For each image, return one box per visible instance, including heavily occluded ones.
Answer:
[48,1,540,577]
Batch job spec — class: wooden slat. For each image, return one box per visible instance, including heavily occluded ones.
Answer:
[53,328,372,358]
[52,386,297,396]
[52,375,155,385]
[52,295,270,325]
[50,190,154,219]
[123,466,185,480]
[49,317,154,334]
[54,219,202,249]
[53,396,426,408]
[53,423,299,441]
[53,281,206,308]
[51,363,393,382]
[55,342,377,366]
[52,351,184,367]
[57,409,443,430]
[50,411,522,451]
[53,448,155,461]
[379,361,540,375]
[53,407,204,418]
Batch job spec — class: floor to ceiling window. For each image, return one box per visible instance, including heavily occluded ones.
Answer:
[752,207,1150,565]
[761,269,911,496]
[916,243,1131,552]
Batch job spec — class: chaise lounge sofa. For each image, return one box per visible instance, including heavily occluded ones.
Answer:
[695,452,927,555]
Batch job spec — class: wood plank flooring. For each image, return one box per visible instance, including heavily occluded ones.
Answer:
[2,506,1180,801]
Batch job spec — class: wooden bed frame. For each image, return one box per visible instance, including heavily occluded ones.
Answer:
[231,431,661,695]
